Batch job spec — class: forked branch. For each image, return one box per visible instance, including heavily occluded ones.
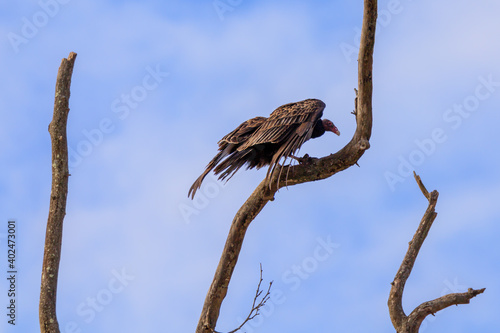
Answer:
[195,1,377,332]
[39,52,77,333]
[388,172,485,333]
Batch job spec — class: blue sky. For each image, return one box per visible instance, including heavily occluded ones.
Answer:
[1,0,499,332]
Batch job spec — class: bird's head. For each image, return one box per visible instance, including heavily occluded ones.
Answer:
[322,119,340,136]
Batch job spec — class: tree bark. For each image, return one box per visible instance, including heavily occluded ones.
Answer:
[195,1,377,332]
[39,52,77,333]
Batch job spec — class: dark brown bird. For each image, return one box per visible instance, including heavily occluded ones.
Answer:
[188,99,340,199]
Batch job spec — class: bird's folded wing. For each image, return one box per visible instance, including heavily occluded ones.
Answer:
[237,100,324,151]
[218,116,267,146]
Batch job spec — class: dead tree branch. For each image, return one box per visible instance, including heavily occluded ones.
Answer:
[39,52,77,333]
[195,1,377,332]
[388,172,485,333]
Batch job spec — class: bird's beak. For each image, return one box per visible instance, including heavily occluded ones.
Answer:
[333,127,340,136]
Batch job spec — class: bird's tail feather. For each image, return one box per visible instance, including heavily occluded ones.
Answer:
[265,135,307,189]
[214,150,253,182]
[188,150,227,199]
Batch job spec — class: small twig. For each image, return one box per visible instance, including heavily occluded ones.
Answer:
[413,171,430,200]
[352,88,359,116]
[211,264,273,333]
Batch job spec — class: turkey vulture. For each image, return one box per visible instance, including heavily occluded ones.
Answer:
[188,99,339,199]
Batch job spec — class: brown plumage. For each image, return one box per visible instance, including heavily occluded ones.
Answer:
[188,99,340,199]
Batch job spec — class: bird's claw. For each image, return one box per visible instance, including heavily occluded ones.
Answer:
[290,154,313,165]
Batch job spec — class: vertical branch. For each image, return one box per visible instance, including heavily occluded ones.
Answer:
[39,52,77,333]
[354,0,377,143]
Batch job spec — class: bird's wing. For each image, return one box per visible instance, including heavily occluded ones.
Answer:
[237,99,326,180]
[237,99,325,150]
[189,116,266,199]
[218,116,267,147]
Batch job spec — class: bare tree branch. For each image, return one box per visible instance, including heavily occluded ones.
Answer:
[196,1,377,332]
[406,288,485,332]
[212,264,272,333]
[196,181,271,333]
[39,52,77,333]
[388,172,485,333]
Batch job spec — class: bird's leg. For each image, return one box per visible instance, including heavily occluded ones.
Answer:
[263,179,276,201]
[290,153,313,165]
[263,189,275,201]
